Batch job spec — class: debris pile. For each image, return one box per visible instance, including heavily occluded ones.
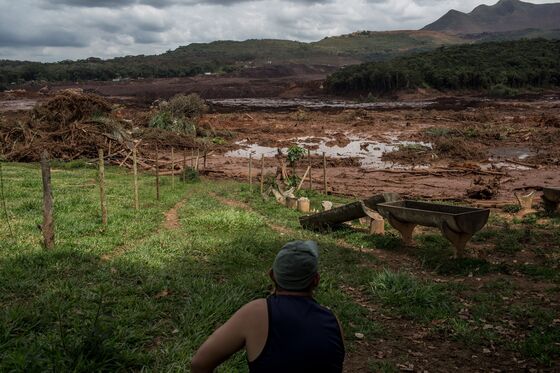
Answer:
[466,176,501,200]
[0,91,196,163]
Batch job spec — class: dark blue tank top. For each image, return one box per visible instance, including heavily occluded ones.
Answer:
[248,295,344,373]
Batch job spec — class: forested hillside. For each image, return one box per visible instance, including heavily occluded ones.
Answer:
[326,39,560,95]
[0,31,463,87]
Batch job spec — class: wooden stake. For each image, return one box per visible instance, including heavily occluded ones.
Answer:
[191,148,194,167]
[249,153,253,192]
[195,148,200,171]
[296,166,311,192]
[155,145,160,201]
[308,149,312,191]
[0,162,14,238]
[40,151,54,249]
[203,149,208,170]
[183,148,187,174]
[98,149,108,227]
[133,144,139,210]
[260,154,265,194]
[171,147,175,189]
[323,152,327,195]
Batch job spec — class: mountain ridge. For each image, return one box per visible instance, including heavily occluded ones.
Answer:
[423,0,560,35]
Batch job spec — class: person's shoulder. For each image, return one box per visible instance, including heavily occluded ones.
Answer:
[236,298,267,318]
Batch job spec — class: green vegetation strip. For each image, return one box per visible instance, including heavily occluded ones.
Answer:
[327,39,560,95]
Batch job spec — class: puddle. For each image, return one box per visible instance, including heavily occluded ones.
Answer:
[225,135,432,169]
[484,147,535,170]
[209,98,434,110]
[489,147,534,161]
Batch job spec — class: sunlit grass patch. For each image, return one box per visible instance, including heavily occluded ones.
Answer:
[367,269,456,322]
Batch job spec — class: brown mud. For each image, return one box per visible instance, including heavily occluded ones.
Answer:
[2,86,560,202]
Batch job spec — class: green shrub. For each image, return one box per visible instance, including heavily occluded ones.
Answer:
[165,93,208,120]
[502,204,521,213]
[180,167,200,183]
[149,94,207,135]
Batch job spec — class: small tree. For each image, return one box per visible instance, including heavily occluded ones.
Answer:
[149,93,208,135]
[286,145,305,188]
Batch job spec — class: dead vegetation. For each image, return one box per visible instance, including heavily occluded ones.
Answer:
[466,176,501,199]
[0,91,196,163]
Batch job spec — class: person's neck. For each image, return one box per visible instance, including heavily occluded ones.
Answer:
[274,289,313,297]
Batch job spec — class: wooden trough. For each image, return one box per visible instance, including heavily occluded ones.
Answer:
[299,193,400,231]
[376,201,490,258]
[542,187,560,213]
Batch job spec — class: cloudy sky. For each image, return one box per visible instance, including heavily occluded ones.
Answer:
[0,0,554,62]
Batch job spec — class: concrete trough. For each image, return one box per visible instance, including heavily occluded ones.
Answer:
[376,200,490,257]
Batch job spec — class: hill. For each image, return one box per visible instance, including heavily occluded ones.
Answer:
[423,0,560,35]
[325,39,560,95]
[0,31,464,86]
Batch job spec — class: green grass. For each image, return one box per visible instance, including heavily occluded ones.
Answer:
[367,270,455,322]
[0,163,378,371]
[1,162,559,370]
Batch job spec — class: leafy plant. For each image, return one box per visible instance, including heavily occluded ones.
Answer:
[287,145,305,167]
[149,94,207,135]
[180,167,200,183]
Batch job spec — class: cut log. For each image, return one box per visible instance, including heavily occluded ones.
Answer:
[300,193,399,230]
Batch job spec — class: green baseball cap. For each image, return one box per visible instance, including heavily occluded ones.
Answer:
[272,240,319,291]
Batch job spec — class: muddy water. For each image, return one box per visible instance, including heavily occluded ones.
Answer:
[209,98,434,110]
[489,147,534,161]
[225,136,433,169]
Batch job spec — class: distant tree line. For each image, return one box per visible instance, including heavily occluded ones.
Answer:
[0,55,236,89]
[326,39,560,95]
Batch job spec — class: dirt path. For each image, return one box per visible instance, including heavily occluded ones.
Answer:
[163,198,187,230]
[101,194,189,262]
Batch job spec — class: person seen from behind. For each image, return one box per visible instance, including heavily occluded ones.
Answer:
[191,240,345,372]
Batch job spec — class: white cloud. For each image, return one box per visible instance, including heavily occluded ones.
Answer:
[0,0,555,61]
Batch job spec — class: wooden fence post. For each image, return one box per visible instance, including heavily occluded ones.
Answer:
[308,149,312,191]
[40,151,55,249]
[133,144,139,211]
[249,153,253,192]
[203,149,208,170]
[195,148,200,171]
[98,149,108,227]
[323,152,327,195]
[155,145,160,201]
[191,148,194,168]
[0,161,14,238]
[183,148,187,178]
[171,147,175,189]
[260,154,265,194]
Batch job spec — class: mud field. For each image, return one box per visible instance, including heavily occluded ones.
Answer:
[198,96,560,205]
[2,87,559,206]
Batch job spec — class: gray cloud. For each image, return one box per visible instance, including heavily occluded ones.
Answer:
[43,0,329,8]
[0,0,555,62]
[0,28,87,47]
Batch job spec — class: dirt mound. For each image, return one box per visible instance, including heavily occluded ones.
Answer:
[434,138,486,160]
[381,144,433,165]
[466,176,500,200]
[32,90,112,126]
[539,114,560,128]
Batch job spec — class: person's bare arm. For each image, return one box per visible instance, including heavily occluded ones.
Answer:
[191,300,263,373]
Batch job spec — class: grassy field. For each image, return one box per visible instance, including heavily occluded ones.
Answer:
[0,162,558,372]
